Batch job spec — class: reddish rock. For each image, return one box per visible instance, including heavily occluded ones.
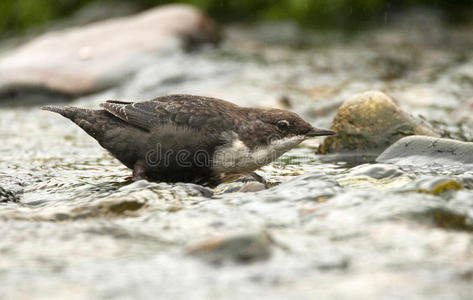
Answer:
[0,4,218,99]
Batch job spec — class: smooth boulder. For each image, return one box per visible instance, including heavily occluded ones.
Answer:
[0,4,218,100]
[319,91,439,154]
[376,136,473,167]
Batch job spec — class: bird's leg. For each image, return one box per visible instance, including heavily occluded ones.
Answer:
[132,160,147,181]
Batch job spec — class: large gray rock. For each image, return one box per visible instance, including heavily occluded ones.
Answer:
[376,136,473,166]
[319,91,439,154]
[0,4,218,101]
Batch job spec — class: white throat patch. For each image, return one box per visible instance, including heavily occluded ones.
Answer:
[212,134,305,173]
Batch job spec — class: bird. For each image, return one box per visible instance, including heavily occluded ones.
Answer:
[41,94,336,185]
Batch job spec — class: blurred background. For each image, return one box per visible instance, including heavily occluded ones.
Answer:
[1,0,472,36]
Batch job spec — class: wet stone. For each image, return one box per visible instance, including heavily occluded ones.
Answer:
[0,187,20,203]
[398,176,463,196]
[410,208,473,232]
[187,231,273,265]
[319,91,439,154]
[377,136,473,167]
[66,199,145,220]
[0,175,30,203]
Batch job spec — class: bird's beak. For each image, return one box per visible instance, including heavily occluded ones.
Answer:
[305,127,337,137]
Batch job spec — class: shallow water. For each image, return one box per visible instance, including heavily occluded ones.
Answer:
[1,17,473,300]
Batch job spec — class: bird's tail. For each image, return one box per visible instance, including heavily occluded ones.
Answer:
[41,105,79,119]
[41,105,107,140]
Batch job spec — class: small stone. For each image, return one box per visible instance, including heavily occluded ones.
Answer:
[410,208,473,232]
[187,231,273,265]
[53,213,71,221]
[166,205,184,213]
[69,199,145,219]
[319,91,439,154]
[106,200,144,214]
[0,187,20,203]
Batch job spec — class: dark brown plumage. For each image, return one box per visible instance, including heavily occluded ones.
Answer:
[42,94,335,184]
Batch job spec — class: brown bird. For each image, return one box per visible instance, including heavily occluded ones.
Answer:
[42,94,335,184]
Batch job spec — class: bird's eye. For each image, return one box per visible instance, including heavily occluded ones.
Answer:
[277,120,290,130]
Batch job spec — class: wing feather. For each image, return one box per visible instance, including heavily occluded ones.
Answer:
[101,101,157,131]
[100,95,237,132]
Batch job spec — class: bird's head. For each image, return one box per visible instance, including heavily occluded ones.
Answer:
[254,108,336,141]
[237,107,336,158]
[218,107,337,172]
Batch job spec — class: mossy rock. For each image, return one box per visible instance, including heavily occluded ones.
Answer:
[319,91,439,154]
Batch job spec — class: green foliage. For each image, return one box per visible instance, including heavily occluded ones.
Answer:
[0,0,470,34]
[0,0,93,32]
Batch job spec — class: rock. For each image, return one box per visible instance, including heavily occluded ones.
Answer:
[63,199,145,220]
[187,231,273,265]
[398,176,463,195]
[319,91,439,154]
[0,187,20,203]
[409,208,473,232]
[376,136,473,167]
[0,4,218,102]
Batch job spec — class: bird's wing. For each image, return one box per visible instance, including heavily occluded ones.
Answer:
[100,95,236,132]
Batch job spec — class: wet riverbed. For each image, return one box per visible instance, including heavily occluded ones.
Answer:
[1,12,473,300]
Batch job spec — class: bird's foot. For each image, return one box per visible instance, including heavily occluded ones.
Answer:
[132,161,147,181]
